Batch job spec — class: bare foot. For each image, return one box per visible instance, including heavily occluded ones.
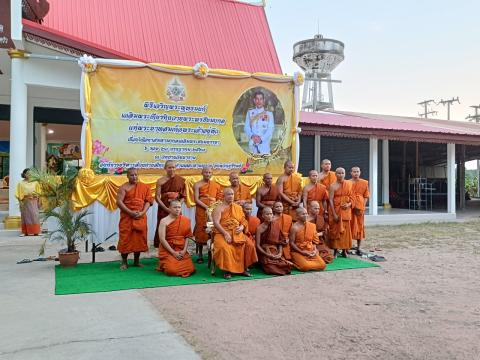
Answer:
[242,271,252,277]
[120,263,128,270]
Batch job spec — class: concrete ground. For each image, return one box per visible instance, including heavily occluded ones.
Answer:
[0,230,199,360]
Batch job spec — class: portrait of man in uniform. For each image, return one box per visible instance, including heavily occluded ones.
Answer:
[243,91,275,155]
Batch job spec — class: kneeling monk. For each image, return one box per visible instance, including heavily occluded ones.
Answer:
[212,188,256,279]
[157,200,195,277]
[289,208,326,272]
[117,168,154,270]
[256,207,292,275]
[307,201,333,264]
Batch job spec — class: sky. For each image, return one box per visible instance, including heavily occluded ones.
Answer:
[264,0,480,122]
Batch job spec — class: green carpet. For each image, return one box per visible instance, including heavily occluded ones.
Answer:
[55,256,379,295]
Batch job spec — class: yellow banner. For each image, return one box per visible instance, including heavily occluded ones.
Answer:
[86,66,296,176]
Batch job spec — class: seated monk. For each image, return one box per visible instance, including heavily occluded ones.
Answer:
[242,202,260,269]
[289,208,326,272]
[302,170,329,214]
[307,201,333,264]
[217,172,253,206]
[255,173,279,218]
[255,207,292,275]
[212,188,255,279]
[276,160,302,220]
[157,200,195,277]
[272,201,292,260]
[116,168,154,270]
[193,167,221,263]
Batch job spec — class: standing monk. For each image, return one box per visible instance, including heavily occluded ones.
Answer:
[212,188,254,279]
[193,167,221,263]
[255,173,279,218]
[116,168,154,270]
[319,159,337,190]
[289,208,326,272]
[350,167,370,255]
[276,160,302,220]
[218,172,252,205]
[242,202,260,269]
[307,201,333,264]
[157,200,195,277]
[272,201,292,260]
[302,169,329,213]
[329,167,354,258]
[255,207,292,275]
[153,161,186,248]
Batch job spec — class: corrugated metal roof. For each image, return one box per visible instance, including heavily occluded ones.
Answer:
[35,0,281,74]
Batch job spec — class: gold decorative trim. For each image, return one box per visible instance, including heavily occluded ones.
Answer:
[7,49,29,59]
[4,216,21,229]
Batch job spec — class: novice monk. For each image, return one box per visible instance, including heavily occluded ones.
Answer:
[289,208,326,272]
[302,169,329,213]
[276,160,302,220]
[329,167,354,258]
[193,167,221,263]
[350,166,370,255]
[219,172,252,206]
[307,201,334,264]
[242,202,260,269]
[157,200,195,277]
[153,161,186,248]
[117,168,154,270]
[255,173,279,217]
[212,188,256,279]
[272,201,292,259]
[255,207,292,275]
[319,159,337,190]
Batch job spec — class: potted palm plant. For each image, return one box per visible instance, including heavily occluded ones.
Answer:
[29,168,94,267]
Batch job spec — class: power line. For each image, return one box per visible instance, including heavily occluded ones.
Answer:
[417,99,437,118]
[438,97,460,121]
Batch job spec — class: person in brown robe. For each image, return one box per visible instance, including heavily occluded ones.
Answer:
[157,200,195,277]
[307,201,334,264]
[276,160,302,220]
[319,159,337,190]
[272,201,292,260]
[153,161,186,248]
[329,167,354,258]
[242,202,259,269]
[117,168,154,270]
[350,166,370,255]
[217,172,252,205]
[193,167,221,263]
[302,169,329,213]
[255,172,279,217]
[255,207,292,275]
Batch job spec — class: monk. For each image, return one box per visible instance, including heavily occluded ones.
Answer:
[272,201,292,259]
[218,172,252,205]
[307,201,334,264]
[212,188,255,279]
[255,207,292,275]
[329,167,354,258]
[276,160,302,220]
[302,169,329,213]
[350,166,370,255]
[157,200,195,277]
[193,167,221,263]
[153,160,186,248]
[319,159,337,190]
[255,172,279,217]
[116,168,154,270]
[242,202,260,269]
[289,208,326,272]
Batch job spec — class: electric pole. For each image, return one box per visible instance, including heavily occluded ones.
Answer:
[438,97,460,121]
[418,100,437,118]
[467,105,480,197]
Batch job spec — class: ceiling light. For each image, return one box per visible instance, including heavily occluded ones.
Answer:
[48,129,54,134]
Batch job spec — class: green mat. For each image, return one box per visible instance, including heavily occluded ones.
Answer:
[55,256,379,295]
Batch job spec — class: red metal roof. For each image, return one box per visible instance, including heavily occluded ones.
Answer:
[26,0,281,74]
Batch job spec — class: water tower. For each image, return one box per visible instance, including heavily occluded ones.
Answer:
[293,34,344,111]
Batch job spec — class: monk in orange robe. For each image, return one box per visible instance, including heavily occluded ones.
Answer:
[276,160,302,220]
[153,160,186,248]
[255,172,279,217]
[289,208,326,272]
[117,168,154,270]
[329,167,354,258]
[272,201,292,260]
[350,166,370,255]
[157,200,195,277]
[255,207,292,275]
[302,169,329,213]
[307,201,333,264]
[319,159,337,190]
[193,167,221,263]
[217,172,252,205]
[242,202,260,269]
[212,188,255,279]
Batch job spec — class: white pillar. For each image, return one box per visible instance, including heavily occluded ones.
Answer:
[447,143,456,214]
[382,139,390,207]
[314,134,321,170]
[40,124,47,170]
[369,137,378,215]
[26,102,34,166]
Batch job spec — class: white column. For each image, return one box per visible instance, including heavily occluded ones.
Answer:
[314,134,321,170]
[382,139,390,207]
[40,124,47,170]
[447,143,456,214]
[369,137,378,215]
[26,102,34,166]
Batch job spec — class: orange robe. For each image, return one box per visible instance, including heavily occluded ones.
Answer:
[118,182,154,254]
[351,178,369,240]
[154,175,186,247]
[213,203,255,273]
[306,182,329,213]
[291,222,326,272]
[245,216,261,268]
[319,171,337,190]
[158,215,195,277]
[258,221,292,275]
[281,174,303,220]
[309,215,333,264]
[274,213,292,260]
[256,185,279,218]
[218,183,252,203]
[329,181,354,250]
[194,180,221,245]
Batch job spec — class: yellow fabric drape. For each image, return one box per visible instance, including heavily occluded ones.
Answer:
[83,73,93,169]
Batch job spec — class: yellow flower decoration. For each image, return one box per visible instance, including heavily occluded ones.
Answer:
[193,62,209,79]
[293,71,304,86]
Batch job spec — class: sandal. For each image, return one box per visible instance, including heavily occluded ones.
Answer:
[17,258,32,264]
[223,272,232,279]
[196,256,204,264]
